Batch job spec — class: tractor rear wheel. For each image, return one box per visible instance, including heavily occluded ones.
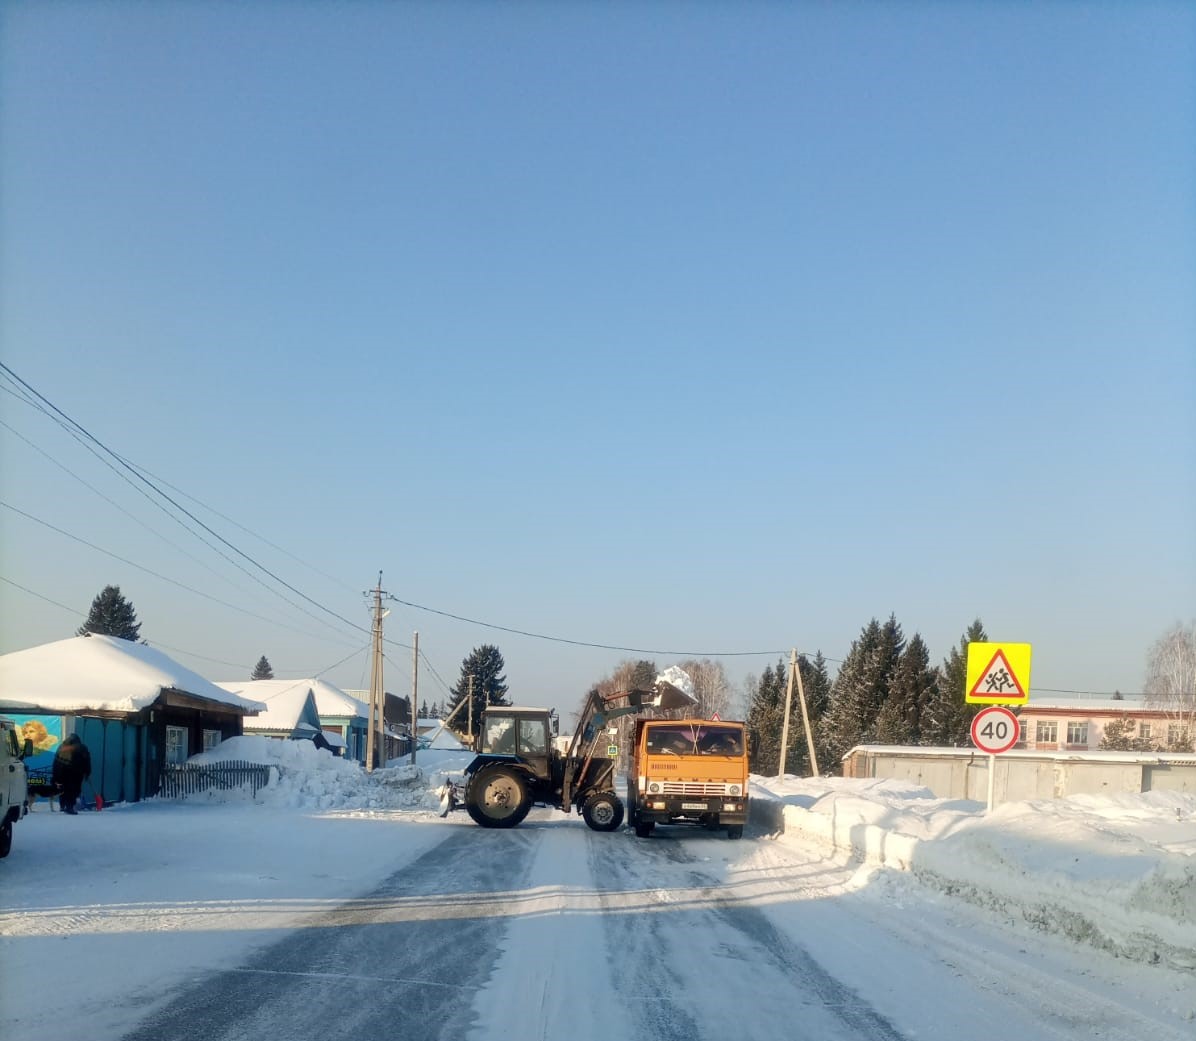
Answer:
[465,765,531,828]
[581,791,624,832]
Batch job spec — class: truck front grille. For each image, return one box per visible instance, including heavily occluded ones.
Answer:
[661,781,731,796]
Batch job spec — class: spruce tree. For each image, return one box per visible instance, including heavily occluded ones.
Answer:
[448,645,510,732]
[876,633,936,745]
[821,616,905,769]
[251,656,274,680]
[77,584,142,642]
[920,619,987,746]
[746,660,787,775]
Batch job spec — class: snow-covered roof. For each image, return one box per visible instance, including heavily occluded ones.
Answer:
[0,635,266,714]
[1019,697,1152,712]
[216,678,369,721]
[214,680,321,733]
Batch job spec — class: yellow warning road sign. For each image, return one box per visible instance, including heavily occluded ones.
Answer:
[966,642,1032,704]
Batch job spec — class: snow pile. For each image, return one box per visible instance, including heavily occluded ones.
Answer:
[184,735,460,812]
[754,775,1196,971]
[656,665,695,700]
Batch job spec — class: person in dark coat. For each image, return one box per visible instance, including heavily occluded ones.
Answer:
[51,734,91,814]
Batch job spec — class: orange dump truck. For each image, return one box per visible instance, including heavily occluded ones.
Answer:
[626,718,749,840]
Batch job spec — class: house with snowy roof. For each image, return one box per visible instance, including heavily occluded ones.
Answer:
[213,678,349,755]
[0,634,265,804]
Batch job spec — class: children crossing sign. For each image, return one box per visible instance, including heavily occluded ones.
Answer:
[966,642,1032,705]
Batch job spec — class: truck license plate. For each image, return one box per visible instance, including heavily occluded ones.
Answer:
[681,802,707,810]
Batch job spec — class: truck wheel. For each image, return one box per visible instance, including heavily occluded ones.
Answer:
[0,818,12,858]
[726,825,744,840]
[465,766,531,829]
[634,820,654,839]
[582,792,624,832]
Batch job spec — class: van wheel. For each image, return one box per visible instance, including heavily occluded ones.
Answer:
[0,818,12,858]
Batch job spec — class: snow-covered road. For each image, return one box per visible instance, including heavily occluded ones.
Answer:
[1,743,1192,1041]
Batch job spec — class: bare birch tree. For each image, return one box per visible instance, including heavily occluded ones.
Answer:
[676,658,733,719]
[1144,622,1196,751]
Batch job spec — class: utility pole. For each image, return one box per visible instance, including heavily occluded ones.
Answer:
[794,654,820,777]
[778,648,796,778]
[410,631,419,765]
[467,673,475,745]
[778,648,820,779]
[364,573,391,772]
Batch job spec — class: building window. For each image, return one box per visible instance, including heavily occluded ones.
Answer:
[1167,724,1191,748]
[202,729,221,752]
[1036,721,1058,744]
[1066,721,1089,747]
[166,725,189,764]
[1139,723,1152,741]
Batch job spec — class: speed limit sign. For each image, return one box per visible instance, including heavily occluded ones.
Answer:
[971,705,1020,754]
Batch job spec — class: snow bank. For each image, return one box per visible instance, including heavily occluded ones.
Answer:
[754,775,1196,971]
[184,735,472,813]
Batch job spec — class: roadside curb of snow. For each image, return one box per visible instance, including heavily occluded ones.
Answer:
[774,801,1196,974]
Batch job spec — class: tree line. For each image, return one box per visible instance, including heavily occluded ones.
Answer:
[70,584,1195,759]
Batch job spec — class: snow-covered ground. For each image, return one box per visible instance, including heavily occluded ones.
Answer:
[752,774,1196,971]
[1,737,1193,1041]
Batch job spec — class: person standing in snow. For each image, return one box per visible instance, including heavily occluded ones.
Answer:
[52,733,92,814]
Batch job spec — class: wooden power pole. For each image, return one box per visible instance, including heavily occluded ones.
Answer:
[778,649,796,778]
[365,573,389,772]
[410,631,419,765]
[777,647,821,778]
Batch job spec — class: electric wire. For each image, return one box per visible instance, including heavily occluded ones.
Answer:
[0,507,364,650]
[0,363,368,637]
[0,416,296,597]
[388,594,788,658]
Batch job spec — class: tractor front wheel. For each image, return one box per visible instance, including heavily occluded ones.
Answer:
[582,792,625,832]
[465,766,531,829]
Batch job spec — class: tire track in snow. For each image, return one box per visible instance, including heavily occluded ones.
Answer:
[118,825,539,1041]
[589,829,906,1041]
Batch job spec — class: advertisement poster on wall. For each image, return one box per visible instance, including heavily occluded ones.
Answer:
[8,714,63,771]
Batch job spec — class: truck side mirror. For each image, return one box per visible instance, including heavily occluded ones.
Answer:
[22,737,33,759]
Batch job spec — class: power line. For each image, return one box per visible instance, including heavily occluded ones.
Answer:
[388,594,790,658]
[0,416,296,600]
[0,575,80,617]
[0,363,368,637]
[0,508,364,650]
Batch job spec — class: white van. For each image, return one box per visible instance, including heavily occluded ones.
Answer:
[1,717,32,858]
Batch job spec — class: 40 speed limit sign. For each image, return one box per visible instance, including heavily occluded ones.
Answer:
[970,705,1020,754]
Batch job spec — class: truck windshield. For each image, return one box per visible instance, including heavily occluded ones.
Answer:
[644,725,742,756]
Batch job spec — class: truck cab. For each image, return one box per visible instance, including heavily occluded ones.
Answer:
[2,716,33,858]
[627,718,749,839]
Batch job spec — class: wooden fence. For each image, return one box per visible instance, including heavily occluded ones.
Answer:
[159,760,272,800]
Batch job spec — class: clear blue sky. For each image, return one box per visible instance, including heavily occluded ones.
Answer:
[2,2,1193,712]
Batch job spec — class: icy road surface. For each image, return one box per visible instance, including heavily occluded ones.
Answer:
[96,808,1190,1041]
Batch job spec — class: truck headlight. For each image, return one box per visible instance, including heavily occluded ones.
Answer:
[727,784,741,797]
[647,781,662,794]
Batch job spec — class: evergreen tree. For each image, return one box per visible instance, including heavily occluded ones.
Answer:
[875,633,936,745]
[746,660,787,775]
[448,645,510,734]
[821,616,905,769]
[920,619,987,746]
[77,584,142,642]
[251,655,274,680]
[1099,716,1156,752]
